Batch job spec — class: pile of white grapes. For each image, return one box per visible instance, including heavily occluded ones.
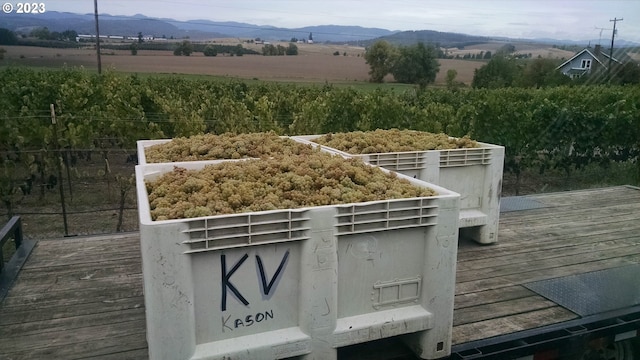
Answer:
[312,129,479,154]
[146,151,436,221]
[145,132,314,163]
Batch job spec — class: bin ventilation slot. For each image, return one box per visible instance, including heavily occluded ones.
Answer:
[365,152,426,171]
[440,148,492,167]
[182,211,310,253]
[373,277,422,308]
[336,199,438,235]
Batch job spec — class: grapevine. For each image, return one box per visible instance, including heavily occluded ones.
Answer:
[145,151,437,220]
[312,129,479,154]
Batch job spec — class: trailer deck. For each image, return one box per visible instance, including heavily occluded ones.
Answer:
[1,185,640,359]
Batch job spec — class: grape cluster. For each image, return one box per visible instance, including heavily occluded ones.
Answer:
[313,129,479,154]
[146,151,437,221]
[145,132,314,163]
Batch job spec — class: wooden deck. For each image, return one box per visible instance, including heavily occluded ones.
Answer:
[1,185,639,359]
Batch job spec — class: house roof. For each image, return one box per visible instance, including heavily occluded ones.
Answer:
[556,46,629,71]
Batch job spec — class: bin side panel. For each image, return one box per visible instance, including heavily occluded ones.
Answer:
[191,244,301,343]
[337,228,428,318]
[439,165,486,210]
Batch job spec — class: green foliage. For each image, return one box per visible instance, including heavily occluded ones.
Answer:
[365,41,440,87]
[446,69,465,90]
[130,43,138,56]
[390,43,440,88]
[16,38,80,48]
[60,30,78,42]
[173,40,193,56]
[496,43,516,56]
[203,44,218,57]
[472,55,521,88]
[364,40,396,83]
[611,62,640,85]
[30,27,51,40]
[286,43,298,55]
[262,44,281,56]
[518,58,570,88]
[0,28,18,45]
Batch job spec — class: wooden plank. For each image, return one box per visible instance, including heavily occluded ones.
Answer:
[23,249,142,269]
[456,241,640,282]
[455,286,536,309]
[0,319,146,356]
[12,259,143,285]
[0,307,145,338]
[457,227,640,261]
[531,186,640,206]
[457,234,640,271]
[454,295,558,326]
[2,330,148,360]
[456,253,640,295]
[452,306,578,345]
[2,274,143,297]
[82,348,149,360]
[457,222,640,260]
[497,213,640,237]
[0,295,144,326]
[0,281,142,309]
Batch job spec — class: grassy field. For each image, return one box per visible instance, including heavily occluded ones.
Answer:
[1,44,487,85]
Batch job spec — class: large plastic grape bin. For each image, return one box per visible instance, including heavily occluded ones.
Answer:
[136,159,460,360]
[136,139,171,165]
[293,135,504,244]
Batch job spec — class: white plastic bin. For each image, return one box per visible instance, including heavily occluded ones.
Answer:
[136,159,460,360]
[293,134,504,244]
[137,139,171,165]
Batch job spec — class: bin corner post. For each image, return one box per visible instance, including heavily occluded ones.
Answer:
[298,207,339,360]
[140,223,197,360]
[420,151,441,184]
[406,195,460,359]
[477,146,505,245]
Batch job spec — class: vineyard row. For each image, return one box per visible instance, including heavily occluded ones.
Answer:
[1,67,639,194]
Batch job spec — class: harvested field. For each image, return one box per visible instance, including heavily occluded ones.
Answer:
[1,45,484,84]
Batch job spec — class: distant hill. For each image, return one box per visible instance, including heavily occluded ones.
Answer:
[0,11,396,41]
[160,20,396,42]
[0,12,227,39]
[366,30,490,48]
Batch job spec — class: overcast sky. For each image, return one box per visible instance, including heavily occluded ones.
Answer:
[44,0,640,42]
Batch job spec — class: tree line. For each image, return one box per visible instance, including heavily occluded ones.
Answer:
[364,39,640,88]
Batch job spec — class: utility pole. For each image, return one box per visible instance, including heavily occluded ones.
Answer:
[594,26,611,46]
[94,0,102,74]
[608,17,623,76]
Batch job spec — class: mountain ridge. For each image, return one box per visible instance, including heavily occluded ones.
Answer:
[0,11,637,47]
